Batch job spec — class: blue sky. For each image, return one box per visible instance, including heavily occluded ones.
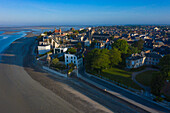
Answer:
[0,0,170,25]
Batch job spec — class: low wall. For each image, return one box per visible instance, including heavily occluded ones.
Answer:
[43,66,67,78]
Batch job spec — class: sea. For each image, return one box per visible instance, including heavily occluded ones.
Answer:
[0,26,85,53]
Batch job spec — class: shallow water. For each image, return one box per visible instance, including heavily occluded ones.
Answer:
[0,31,4,35]
[0,31,27,53]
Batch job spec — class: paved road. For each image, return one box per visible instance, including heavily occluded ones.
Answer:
[79,68,170,113]
[0,37,80,113]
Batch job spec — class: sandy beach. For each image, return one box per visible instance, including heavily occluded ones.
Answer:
[24,31,39,37]
[0,37,82,113]
[1,31,20,35]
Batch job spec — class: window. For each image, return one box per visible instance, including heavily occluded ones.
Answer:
[71,57,73,59]
[67,56,68,58]
[67,60,68,62]
[74,61,76,63]
[74,57,76,59]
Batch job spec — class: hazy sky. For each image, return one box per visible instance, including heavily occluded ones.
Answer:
[0,0,170,25]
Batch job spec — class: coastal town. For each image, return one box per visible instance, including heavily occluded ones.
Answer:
[1,0,170,112]
[36,25,170,106]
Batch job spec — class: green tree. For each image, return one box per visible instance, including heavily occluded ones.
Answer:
[132,39,144,51]
[68,62,75,69]
[70,27,75,31]
[47,31,52,35]
[159,54,170,68]
[127,45,140,55]
[51,58,59,67]
[70,34,76,39]
[109,48,122,67]
[76,42,82,49]
[67,48,77,54]
[44,31,48,35]
[111,35,114,40]
[79,29,86,34]
[112,39,129,54]
[85,49,100,69]
[91,49,110,73]
[73,30,79,34]
[90,40,97,48]
[159,54,170,78]
[151,54,170,96]
[151,72,165,96]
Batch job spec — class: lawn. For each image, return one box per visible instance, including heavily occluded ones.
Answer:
[95,68,142,90]
[135,71,157,87]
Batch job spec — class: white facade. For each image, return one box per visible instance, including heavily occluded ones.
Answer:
[84,39,90,47]
[126,57,146,69]
[65,54,83,68]
[79,28,84,31]
[78,35,84,41]
[54,48,68,54]
[38,45,51,55]
[51,38,60,48]
[41,33,46,36]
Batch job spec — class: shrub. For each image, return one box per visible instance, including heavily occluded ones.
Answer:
[51,58,59,67]
[153,96,164,102]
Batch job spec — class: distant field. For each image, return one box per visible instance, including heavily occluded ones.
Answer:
[91,68,142,90]
[135,71,157,87]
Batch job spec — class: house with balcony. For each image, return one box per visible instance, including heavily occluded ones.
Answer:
[64,53,83,69]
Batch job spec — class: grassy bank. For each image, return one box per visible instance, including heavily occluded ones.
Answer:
[135,71,157,87]
[90,67,142,90]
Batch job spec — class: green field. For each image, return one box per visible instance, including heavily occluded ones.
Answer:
[135,71,157,87]
[93,68,142,90]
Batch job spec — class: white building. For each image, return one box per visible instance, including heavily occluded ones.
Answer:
[54,48,68,54]
[41,33,47,37]
[126,52,162,69]
[65,54,83,68]
[84,38,91,47]
[126,54,146,69]
[79,28,84,31]
[38,45,51,55]
[78,35,84,41]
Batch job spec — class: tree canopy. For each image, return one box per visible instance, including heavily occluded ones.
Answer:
[132,39,144,51]
[67,48,77,54]
[151,54,170,96]
[151,72,165,96]
[127,45,140,55]
[159,54,170,68]
[159,54,170,78]
[85,48,122,73]
[91,49,110,73]
[73,30,79,34]
[109,48,122,67]
[90,40,97,48]
[76,42,82,49]
[112,39,129,54]
[51,58,59,67]
[111,35,114,40]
